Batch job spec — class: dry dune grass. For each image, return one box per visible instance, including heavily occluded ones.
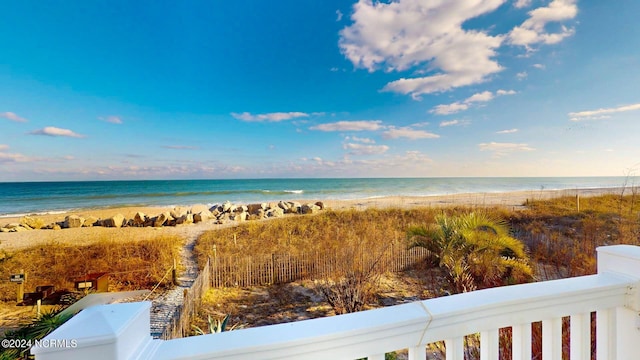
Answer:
[0,234,181,302]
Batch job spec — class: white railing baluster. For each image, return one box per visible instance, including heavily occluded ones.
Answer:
[480,329,499,360]
[407,346,426,360]
[570,312,590,360]
[445,337,464,360]
[512,323,532,360]
[542,318,562,359]
[596,308,615,359]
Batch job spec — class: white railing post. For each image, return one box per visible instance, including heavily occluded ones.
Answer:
[31,302,157,360]
[597,245,640,360]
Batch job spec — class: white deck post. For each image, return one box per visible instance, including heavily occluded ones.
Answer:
[597,245,640,360]
[31,302,157,360]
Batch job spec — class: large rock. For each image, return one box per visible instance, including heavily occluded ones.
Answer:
[229,212,247,222]
[170,206,188,219]
[193,211,213,223]
[154,212,173,227]
[102,214,125,228]
[266,207,284,218]
[285,202,302,214]
[176,214,194,225]
[301,203,321,214]
[64,215,85,228]
[222,201,233,213]
[247,203,267,215]
[132,212,147,226]
[233,205,248,213]
[21,216,45,230]
[83,216,98,227]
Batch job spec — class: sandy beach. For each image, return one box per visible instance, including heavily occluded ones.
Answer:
[0,187,621,251]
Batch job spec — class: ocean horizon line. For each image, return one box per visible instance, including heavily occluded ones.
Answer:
[0,176,632,217]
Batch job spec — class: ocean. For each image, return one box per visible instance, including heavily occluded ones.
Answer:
[0,177,630,217]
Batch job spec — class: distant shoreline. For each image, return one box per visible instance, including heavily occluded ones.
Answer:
[0,186,623,225]
[0,177,629,217]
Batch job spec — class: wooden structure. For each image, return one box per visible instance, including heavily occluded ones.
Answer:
[74,272,109,293]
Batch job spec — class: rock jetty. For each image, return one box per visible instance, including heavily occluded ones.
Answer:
[0,201,325,233]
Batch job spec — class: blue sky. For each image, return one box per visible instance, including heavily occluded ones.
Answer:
[1,0,639,181]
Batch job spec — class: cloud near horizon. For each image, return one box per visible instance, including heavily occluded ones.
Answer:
[569,103,640,121]
[479,141,535,157]
[0,144,31,163]
[29,126,86,138]
[231,112,310,122]
[382,127,440,140]
[343,142,389,156]
[310,120,383,132]
[1,112,28,122]
[339,0,576,99]
[497,128,519,134]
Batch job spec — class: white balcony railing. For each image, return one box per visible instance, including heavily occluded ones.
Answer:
[32,245,640,359]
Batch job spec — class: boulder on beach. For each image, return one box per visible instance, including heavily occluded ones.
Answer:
[133,212,147,226]
[176,213,194,225]
[193,211,213,223]
[64,215,85,228]
[20,216,46,230]
[170,206,188,219]
[154,212,173,227]
[247,203,267,215]
[102,214,126,228]
[83,216,98,227]
[301,203,321,214]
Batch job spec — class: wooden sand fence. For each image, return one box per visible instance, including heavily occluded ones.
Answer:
[210,245,431,288]
[161,258,211,339]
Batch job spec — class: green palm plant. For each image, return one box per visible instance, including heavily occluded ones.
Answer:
[408,212,533,293]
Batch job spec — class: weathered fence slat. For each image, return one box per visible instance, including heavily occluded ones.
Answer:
[210,247,430,288]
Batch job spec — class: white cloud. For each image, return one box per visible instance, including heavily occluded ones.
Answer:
[439,119,471,127]
[569,103,640,121]
[479,141,535,156]
[310,120,383,132]
[466,91,495,103]
[336,10,343,21]
[343,142,390,155]
[100,115,123,124]
[508,0,578,47]
[516,71,528,80]
[346,136,376,144]
[340,0,505,97]
[514,0,532,8]
[382,127,440,140]
[496,89,517,96]
[339,0,577,98]
[231,112,310,122]
[431,103,469,115]
[431,89,515,115]
[29,126,86,138]
[532,63,546,69]
[497,128,519,134]
[1,112,28,123]
[0,145,31,163]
